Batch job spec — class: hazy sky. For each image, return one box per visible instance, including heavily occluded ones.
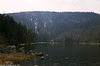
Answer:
[0,0,100,13]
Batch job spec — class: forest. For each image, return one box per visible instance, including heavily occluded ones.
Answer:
[0,14,36,45]
[8,11,100,43]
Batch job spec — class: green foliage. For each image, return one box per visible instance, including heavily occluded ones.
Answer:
[0,34,7,44]
[0,14,36,45]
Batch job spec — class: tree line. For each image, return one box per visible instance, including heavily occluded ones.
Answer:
[0,14,37,45]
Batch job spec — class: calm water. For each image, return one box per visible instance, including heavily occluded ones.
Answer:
[20,43,100,66]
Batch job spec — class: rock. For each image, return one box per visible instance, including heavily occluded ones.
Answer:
[33,51,38,56]
[34,65,39,66]
[46,54,48,56]
[40,56,44,60]
[30,50,32,53]
[5,61,13,64]
[37,52,43,56]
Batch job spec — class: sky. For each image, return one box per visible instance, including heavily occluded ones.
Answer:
[0,0,100,14]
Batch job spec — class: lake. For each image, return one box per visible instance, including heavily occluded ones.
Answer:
[20,43,100,66]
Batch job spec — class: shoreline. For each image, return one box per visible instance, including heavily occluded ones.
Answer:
[0,52,34,64]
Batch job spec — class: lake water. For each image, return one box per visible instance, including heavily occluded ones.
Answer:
[20,43,100,66]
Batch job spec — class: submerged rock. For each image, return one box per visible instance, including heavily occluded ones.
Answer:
[65,57,69,60]
[46,54,48,56]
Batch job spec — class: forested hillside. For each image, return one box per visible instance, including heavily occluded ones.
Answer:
[0,14,36,45]
[8,11,100,43]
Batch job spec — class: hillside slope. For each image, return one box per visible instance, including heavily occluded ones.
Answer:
[8,11,100,42]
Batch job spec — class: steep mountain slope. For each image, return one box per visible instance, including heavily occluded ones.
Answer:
[8,11,100,42]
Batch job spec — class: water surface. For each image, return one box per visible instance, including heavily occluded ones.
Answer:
[20,43,100,66]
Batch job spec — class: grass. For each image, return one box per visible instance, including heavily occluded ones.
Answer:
[0,52,34,64]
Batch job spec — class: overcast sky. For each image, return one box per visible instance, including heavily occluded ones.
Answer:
[0,0,100,13]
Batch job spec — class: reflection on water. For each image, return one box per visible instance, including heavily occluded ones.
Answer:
[20,43,100,66]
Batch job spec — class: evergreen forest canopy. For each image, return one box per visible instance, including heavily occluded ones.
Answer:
[8,11,100,43]
[0,14,36,45]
